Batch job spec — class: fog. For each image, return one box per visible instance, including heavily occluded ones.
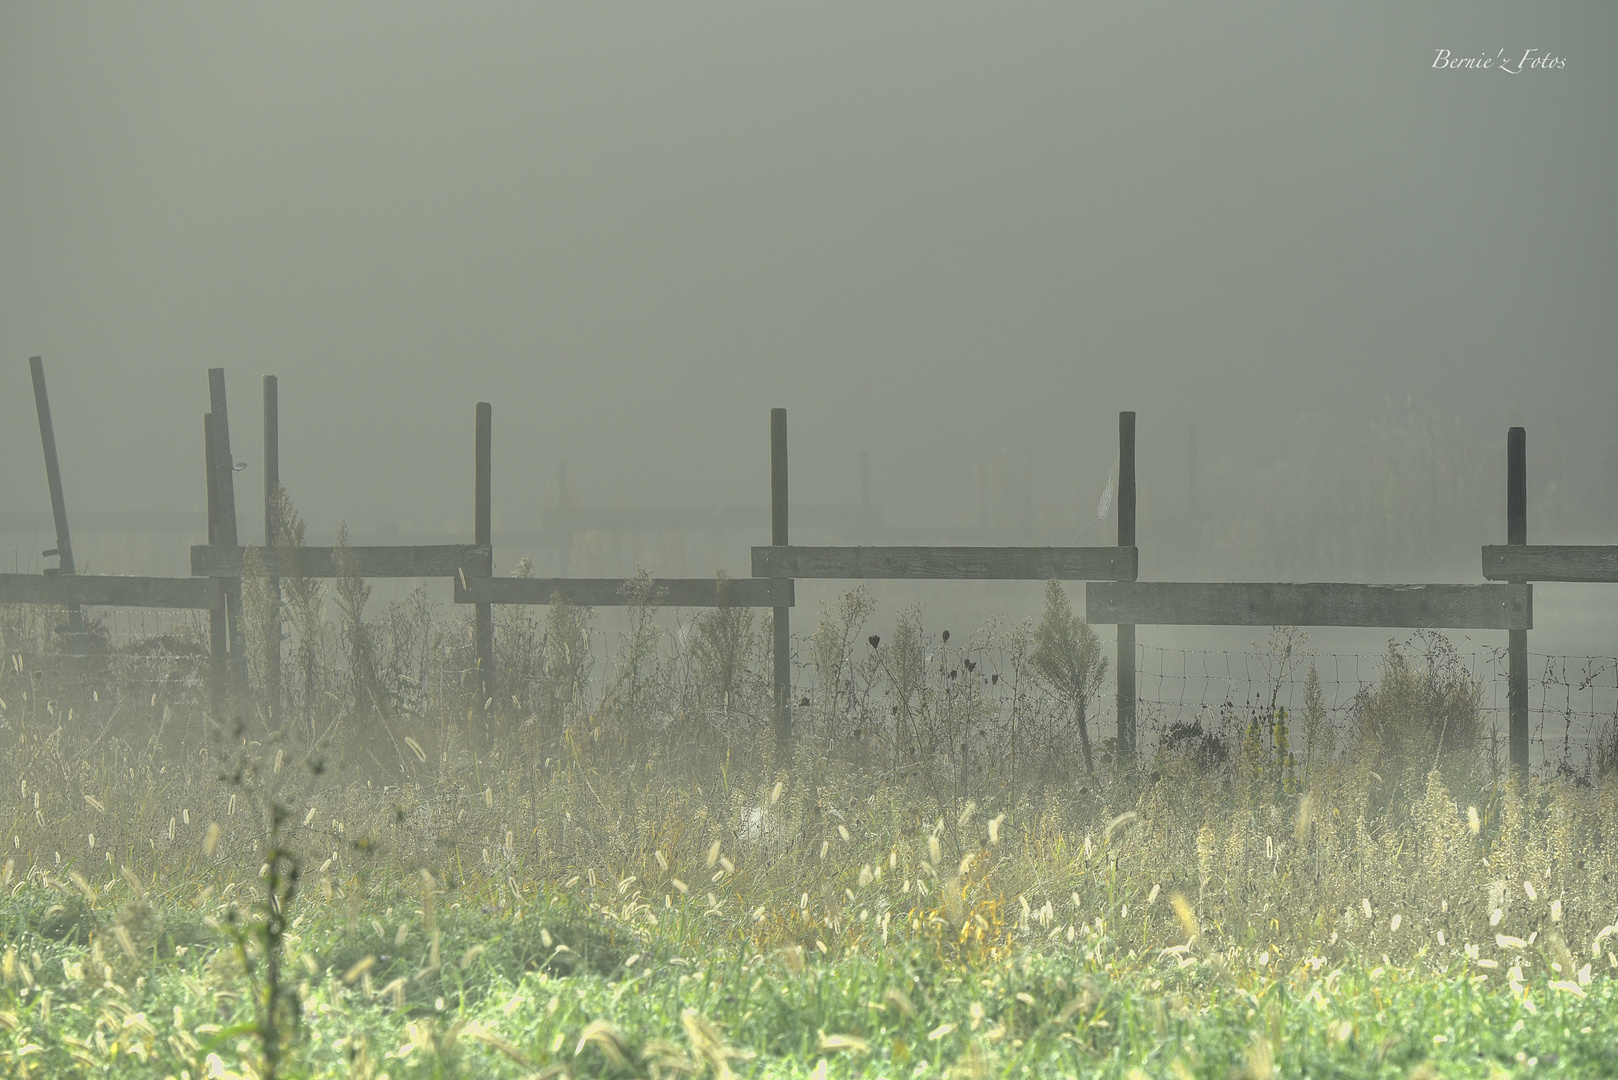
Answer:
[1,4,1614,653]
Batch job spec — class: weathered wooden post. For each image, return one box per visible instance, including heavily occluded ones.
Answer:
[1507,427,1528,781]
[771,408,791,758]
[474,402,494,704]
[263,375,282,727]
[1116,411,1137,769]
[207,369,244,684]
[555,461,573,576]
[204,413,228,709]
[28,356,84,654]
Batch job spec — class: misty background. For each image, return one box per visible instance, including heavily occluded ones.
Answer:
[1,3,1614,660]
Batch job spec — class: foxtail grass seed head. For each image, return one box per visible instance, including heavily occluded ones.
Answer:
[484,786,494,807]
[988,814,1004,845]
[958,801,977,829]
[1105,812,1137,843]
[1524,880,1537,902]
[771,780,784,805]
[928,835,942,866]
[304,806,317,826]
[706,840,722,869]
[1170,893,1198,942]
[203,822,220,857]
[1467,806,1481,835]
[838,824,851,844]
[655,849,668,870]
[1148,883,1161,907]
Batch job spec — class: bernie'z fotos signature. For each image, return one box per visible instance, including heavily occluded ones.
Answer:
[1433,49,1565,72]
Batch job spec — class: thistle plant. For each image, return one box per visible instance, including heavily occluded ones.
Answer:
[1031,580,1108,777]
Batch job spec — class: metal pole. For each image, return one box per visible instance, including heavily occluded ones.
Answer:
[1507,426,1528,782]
[28,357,83,654]
[771,408,791,759]
[1116,411,1137,770]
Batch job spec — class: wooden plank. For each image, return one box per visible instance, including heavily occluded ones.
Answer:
[0,573,223,609]
[192,544,490,578]
[1087,582,1532,630]
[0,510,206,533]
[1482,545,1618,583]
[542,504,881,532]
[454,576,793,607]
[752,545,1138,581]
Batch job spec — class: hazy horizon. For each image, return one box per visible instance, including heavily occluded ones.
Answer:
[2,5,1613,617]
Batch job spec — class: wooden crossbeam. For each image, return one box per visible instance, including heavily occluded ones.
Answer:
[1087,582,1532,630]
[191,544,491,579]
[751,545,1137,581]
[0,573,223,610]
[1482,545,1618,583]
[454,576,792,607]
[546,504,880,532]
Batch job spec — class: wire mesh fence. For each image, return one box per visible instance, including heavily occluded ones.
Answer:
[5,598,1614,779]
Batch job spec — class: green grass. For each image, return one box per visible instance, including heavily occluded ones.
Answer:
[3,880,1614,1079]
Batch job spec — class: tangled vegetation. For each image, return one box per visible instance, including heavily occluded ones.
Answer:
[1,558,1616,1078]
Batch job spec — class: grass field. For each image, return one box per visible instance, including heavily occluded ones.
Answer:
[2,560,1616,1078]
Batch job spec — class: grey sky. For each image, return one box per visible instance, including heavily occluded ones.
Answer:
[2,4,1613,580]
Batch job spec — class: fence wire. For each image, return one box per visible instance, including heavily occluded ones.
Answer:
[7,603,1615,777]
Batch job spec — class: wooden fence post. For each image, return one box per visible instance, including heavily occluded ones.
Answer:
[475,402,494,704]
[1116,411,1136,769]
[1507,426,1528,782]
[204,413,227,710]
[207,369,244,684]
[771,408,791,759]
[263,375,281,728]
[28,357,84,655]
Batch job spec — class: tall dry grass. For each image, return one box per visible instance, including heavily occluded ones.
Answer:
[2,579,1615,987]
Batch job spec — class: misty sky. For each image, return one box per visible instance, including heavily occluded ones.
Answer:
[2,4,1614,568]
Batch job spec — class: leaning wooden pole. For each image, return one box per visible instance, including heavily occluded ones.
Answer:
[208,369,244,685]
[771,408,791,760]
[1116,411,1137,770]
[28,356,84,654]
[263,375,282,727]
[474,402,494,705]
[1507,426,1528,782]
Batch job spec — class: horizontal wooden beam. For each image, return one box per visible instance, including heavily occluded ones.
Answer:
[0,510,208,534]
[1482,545,1618,583]
[545,504,880,532]
[191,544,491,579]
[751,545,1137,581]
[0,573,223,609]
[454,576,793,607]
[1087,581,1532,630]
